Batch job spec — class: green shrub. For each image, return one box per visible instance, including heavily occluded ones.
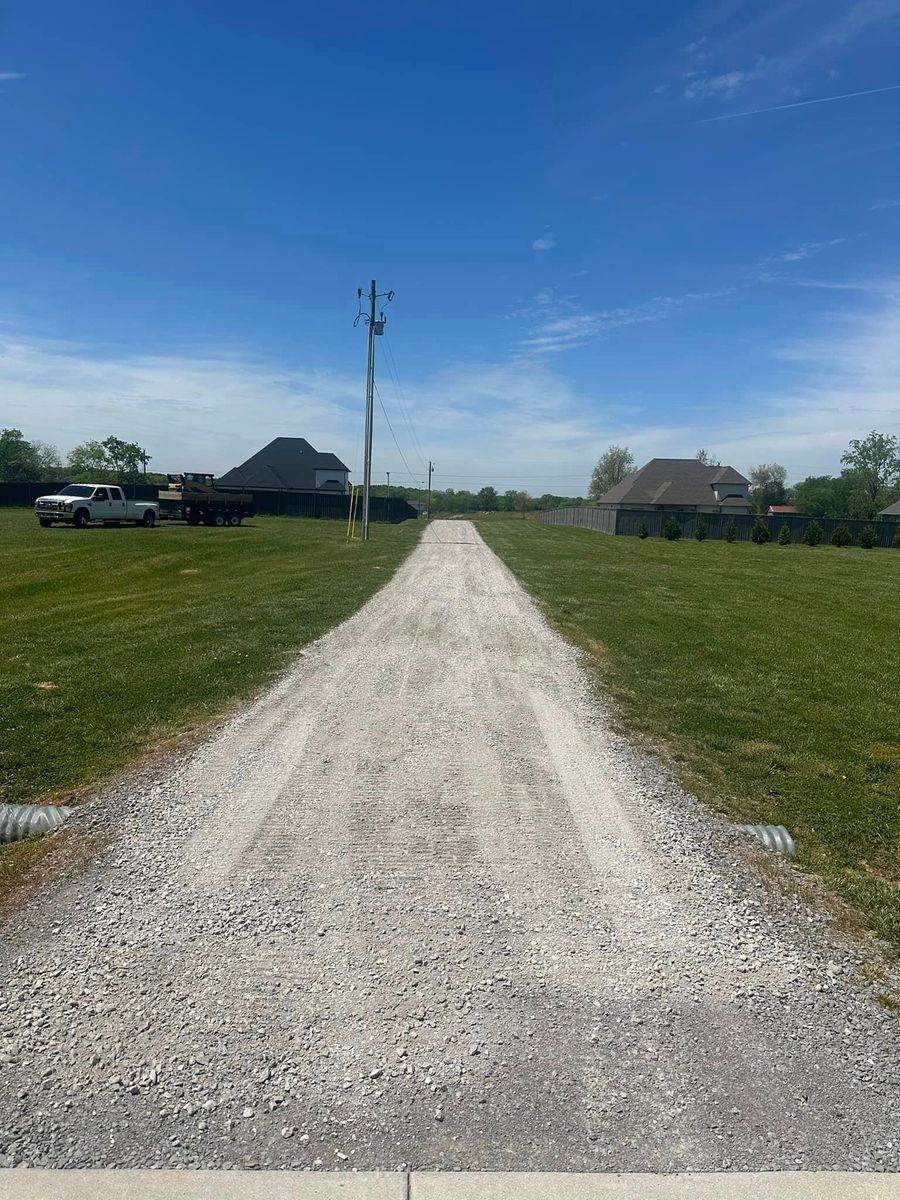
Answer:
[725,519,737,543]
[662,518,682,541]
[830,524,852,547]
[750,517,770,545]
[694,517,707,542]
[638,522,649,539]
[803,520,823,547]
[778,523,791,546]
[893,527,900,549]
[858,525,877,549]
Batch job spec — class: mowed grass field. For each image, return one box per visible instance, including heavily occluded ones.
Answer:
[479,517,900,948]
[0,509,420,809]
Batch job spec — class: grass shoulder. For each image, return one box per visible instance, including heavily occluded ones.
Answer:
[0,510,420,814]
[479,518,900,949]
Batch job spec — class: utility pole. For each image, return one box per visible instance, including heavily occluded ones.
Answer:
[361,280,376,542]
[386,471,390,491]
[426,460,434,521]
[355,280,393,541]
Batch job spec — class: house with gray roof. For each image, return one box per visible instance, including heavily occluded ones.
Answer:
[217,438,350,495]
[596,458,752,514]
[878,499,900,520]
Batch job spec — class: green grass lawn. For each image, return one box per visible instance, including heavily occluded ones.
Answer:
[0,509,420,807]
[479,516,900,948]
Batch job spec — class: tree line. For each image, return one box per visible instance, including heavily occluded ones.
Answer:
[0,429,161,485]
[5,424,897,519]
[587,431,900,520]
[370,484,587,513]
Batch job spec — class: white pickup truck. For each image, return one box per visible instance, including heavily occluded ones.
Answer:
[35,484,159,529]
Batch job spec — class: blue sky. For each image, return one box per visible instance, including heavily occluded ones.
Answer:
[1,0,899,493]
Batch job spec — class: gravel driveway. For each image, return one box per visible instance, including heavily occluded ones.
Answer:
[1,520,897,1172]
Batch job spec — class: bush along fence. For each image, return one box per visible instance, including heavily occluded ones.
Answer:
[0,482,417,524]
[536,506,900,547]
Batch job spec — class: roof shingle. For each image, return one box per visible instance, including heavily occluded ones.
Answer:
[598,458,750,507]
[217,438,349,491]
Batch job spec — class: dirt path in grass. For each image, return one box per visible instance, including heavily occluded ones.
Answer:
[1,520,897,1172]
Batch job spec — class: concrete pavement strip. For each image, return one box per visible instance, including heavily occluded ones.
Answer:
[0,1171,403,1200]
[410,1173,900,1198]
[1,1172,899,1198]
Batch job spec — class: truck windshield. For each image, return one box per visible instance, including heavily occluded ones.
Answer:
[58,485,95,497]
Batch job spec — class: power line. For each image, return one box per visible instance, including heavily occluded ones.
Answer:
[379,334,427,471]
[373,381,425,486]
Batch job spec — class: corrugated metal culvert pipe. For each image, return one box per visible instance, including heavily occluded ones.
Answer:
[0,804,73,845]
[736,823,796,855]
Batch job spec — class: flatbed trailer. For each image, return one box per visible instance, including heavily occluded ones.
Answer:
[158,473,255,527]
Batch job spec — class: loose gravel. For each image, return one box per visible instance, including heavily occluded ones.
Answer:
[0,520,897,1172]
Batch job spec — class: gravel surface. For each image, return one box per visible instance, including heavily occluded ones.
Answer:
[0,519,898,1172]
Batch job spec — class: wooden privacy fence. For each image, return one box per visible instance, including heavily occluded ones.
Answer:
[0,482,417,523]
[536,505,899,547]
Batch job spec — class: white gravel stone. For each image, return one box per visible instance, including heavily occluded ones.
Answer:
[0,520,897,1173]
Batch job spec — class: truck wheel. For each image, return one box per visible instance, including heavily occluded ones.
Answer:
[213,513,226,527]
[38,518,53,528]
[141,510,157,527]
[228,514,241,526]
[73,509,89,529]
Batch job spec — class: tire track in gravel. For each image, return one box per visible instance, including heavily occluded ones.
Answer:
[0,520,897,1172]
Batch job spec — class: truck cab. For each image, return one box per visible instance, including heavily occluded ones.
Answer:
[35,485,159,529]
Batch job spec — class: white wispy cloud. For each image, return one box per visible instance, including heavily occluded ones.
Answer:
[607,294,900,482]
[818,0,900,46]
[700,81,900,121]
[0,331,365,476]
[532,234,557,252]
[758,237,847,267]
[658,2,900,121]
[684,68,764,100]
[4,293,898,494]
[0,324,619,493]
[714,295,900,476]
[0,71,25,81]
[516,290,732,355]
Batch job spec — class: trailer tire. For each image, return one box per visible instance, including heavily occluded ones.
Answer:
[229,514,241,526]
[38,518,53,528]
[141,509,157,527]
[73,509,89,529]
[213,513,226,527]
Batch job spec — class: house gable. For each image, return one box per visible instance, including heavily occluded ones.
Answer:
[217,438,350,493]
[597,458,750,511]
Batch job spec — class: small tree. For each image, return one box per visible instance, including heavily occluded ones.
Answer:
[662,517,682,541]
[638,521,649,539]
[802,520,823,547]
[841,430,900,505]
[777,523,791,545]
[750,517,770,545]
[476,485,499,512]
[749,462,788,513]
[588,445,634,500]
[724,518,737,543]
[830,524,852,547]
[694,516,707,541]
[858,525,877,549]
[0,428,41,481]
